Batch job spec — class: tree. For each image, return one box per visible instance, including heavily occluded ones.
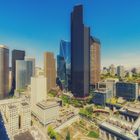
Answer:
[66,130,70,140]
[48,126,57,139]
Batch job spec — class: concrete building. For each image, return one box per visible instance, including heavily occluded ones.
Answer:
[117,65,125,78]
[32,100,60,125]
[71,5,90,97]
[109,64,116,76]
[31,76,47,106]
[20,102,31,131]
[35,67,44,76]
[116,82,139,100]
[6,105,19,135]
[100,102,140,140]
[0,45,9,99]
[92,90,112,106]
[4,100,31,137]
[12,50,25,92]
[90,36,101,88]
[44,52,56,92]
[98,78,119,97]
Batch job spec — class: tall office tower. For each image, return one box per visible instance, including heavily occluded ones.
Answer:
[31,76,47,106]
[109,64,116,76]
[16,60,27,90]
[0,45,9,99]
[59,40,71,90]
[90,37,101,89]
[57,55,66,82]
[25,57,35,76]
[117,65,125,78]
[12,50,25,92]
[16,60,33,90]
[44,52,56,92]
[20,102,31,131]
[71,5,90,97]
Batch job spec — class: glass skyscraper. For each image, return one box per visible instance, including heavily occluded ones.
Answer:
[16,60,34,90]
[71,5,90,97]
[57,40,71,90]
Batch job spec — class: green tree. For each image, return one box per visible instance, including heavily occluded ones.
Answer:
[66,130,70,140]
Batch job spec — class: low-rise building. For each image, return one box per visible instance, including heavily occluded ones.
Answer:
[32,100,60,125]
[100,102,140,140]
[116,82,139,100]
[92,90,112,106]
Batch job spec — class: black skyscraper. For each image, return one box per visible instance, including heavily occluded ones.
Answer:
[11,50,25,93]
[71,5,90,97]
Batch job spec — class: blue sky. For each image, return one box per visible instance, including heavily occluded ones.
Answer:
[0,0,140,68]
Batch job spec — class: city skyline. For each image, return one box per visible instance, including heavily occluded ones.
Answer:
[0,0,140,68]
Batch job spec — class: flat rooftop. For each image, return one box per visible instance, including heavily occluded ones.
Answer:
[100,121,137,139]
[36,100,59,110]
[14,131,34,140]
[8,105,17,109]
[21,102,29,106]
[120,102,140,115]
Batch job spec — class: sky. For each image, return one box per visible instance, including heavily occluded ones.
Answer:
[0,0,140,68]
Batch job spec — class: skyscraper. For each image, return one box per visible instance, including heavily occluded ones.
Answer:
[60,40,71,72]
[57,55,66,81]
[57,40,71,90]
[12,50,25,92]
[31,76,47,106]
[44,52,56,92]
[0,45,9,99]
[25,57,35,77]
[117,65,125,78]
[71,5,90,97]
[16,60,28,90]
[90,36,101,88]
[25,57,36,85]
[16,60,33,90]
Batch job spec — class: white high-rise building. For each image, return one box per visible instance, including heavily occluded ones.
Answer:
[4,100,31,136]
[31,76,47,106]
[117,65,125,78]
[0,45,9,99]
[20,102,31,131]
[6,105,19,135]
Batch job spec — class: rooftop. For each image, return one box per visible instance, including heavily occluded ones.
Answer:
[36,100,59,110]
[0,45,8,49]
[8,105,17,110]
[21,102,29,106]
[14,131,34,140]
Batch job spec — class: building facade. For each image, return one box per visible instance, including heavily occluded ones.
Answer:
[25,57,35,77]
[12,50,25,92]
[31,76,47,106]
[71,5,90,97]
[93,90,112,106]
[0,45,9,99]
[16,60,33,90]
[116,82,139,100]
[16,60,27,90]
[90,36,101,88]
[59,40,71,90]
[44,52,56,92]
[57,55,66,82]
[117,66,125,78]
